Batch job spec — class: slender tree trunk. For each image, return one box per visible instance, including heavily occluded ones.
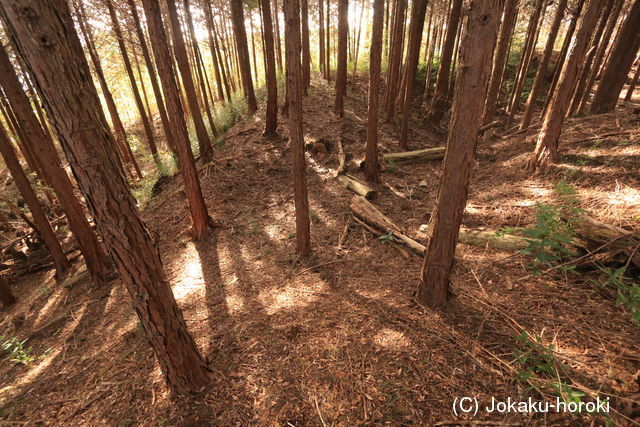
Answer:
[398,0,427,149]
[482,0,519,127]
[504,0,545,129]
[351,0,365,78]
[142,0,214,240]
[334,0,348,116]
[590,0,640,114]
[0,90,42,176]
[520,0,566,130]
[165,0,215,161]
[283,0,312,256]
[422,6,441,102]
[0,43,112,283]
[531,0,605,172]
[0,275,16,307]
[576,0,625,113]
[568,1,616,116]
[319,0,326,76]
[326,0,332,81]
[105,0,159,164]
[261,0,279,136]
[0,124,70,279]
[383,0,406,122]
[204,2,226,103]
[301,0,311,93]
[0,0,212,394]
[212,17,234,100]
[231,0,259,113]
[416,0,499,308]
[625,56,640,101]
[364,0,384,184]
[543,0,584,114]
[76,5,142,179]
[426,0,462,125]
[273,0,284,72]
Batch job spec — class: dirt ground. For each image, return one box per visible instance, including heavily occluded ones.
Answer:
[1,76,639,425]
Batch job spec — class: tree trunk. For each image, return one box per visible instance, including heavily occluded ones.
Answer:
[0,0,214,395]
[231,0,259,113]
[624,56,640,101]
[0,124,71,279]
[284,0,312,256]
[426,0,462,125]
[105,0,159,165]
[0,43,113,283]
[530,0,604,172]
[165,0,215,161]
[183,0,219,140]
[543,0,584,114]
[504,0,545,129]
[326,0,331,81]
[318,0,326,76]
[351,0,366,78]
[141,0,214,241]
[0,275,16,307]
[76,4,142,180]
[273,0,284,72]
[519,0,566,130]
[203,2,226,103]
[383,0,406,122]
[212,16,234,101]
[125,0,176,154]
[301,0,311,93]
[590,0,640,114]
[482,0,519,127]
[577,0,625,113]
[398,0,427,149]
[568,1,616,116]
[334,0,348,116]
[416,0,499,308]
[364,0,384,184]
[261,0,279,136]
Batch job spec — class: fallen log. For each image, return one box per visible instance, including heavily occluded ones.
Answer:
[350,196,534,254]
[383,147,445,165]
[570,214,640,267]
[337,174,375,199]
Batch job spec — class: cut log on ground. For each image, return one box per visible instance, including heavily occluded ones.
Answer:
[337,174,375,199]
[383,147,445,165]
[350,196,535,254]
[570,214,640,267]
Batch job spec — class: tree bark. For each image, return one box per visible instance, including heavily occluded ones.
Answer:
[334,0,348,116]
[142,0,213,241]
[261,0,279,136]
[624,56,640,101]
[273,0,284,72]
[383,0,406,122]
[0,43,112,283]
[0,275,16,307]
[0,0,213,394]
[284,0,312,256]
[364,0,384,184]
[351,0,365,79]
[482,0,518,127]
[530,0,604,172]
[326,0,331,81]
[104,0,159,164]
[203,2,227,103]
[0,124,70,279]
[426,0,462,125]
[318,0,326,76]
[504,0,545,129]
[398,0,427,149]
[231,0,259,113]
[75,4,142,180]
[590,0,640,114]
[416,0,499,308]
[165,0,215,161]
[301,0,311,93]
[519,0,566,130]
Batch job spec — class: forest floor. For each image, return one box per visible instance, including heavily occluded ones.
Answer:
[1,76,639,425]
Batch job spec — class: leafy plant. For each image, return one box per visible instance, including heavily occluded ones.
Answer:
[0,336,35,365]
[593,265,640,325]
[379,231,396,243]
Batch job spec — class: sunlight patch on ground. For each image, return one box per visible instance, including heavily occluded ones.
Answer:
[171,243,205,301]
[373,328,411,350]
[258,280,327,315]
[605,183,640,207]
[0,347,61,404]
[31,287,65,327]
[223,274,245,314]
